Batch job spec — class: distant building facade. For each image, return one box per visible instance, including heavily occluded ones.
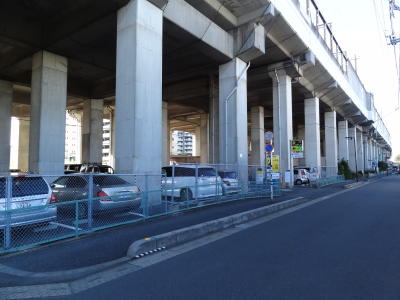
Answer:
[171,131,193,156]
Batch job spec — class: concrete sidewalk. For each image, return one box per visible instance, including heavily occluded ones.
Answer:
[0,179,367,287]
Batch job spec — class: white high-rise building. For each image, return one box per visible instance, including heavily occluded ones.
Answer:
[102,119,112,166]
[171,131,193,156]
[65,112,81,164]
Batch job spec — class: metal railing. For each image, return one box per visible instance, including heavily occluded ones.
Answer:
[298,0,349,73]
[0,164,281,253]
[297,0,391,146]
[315,175,345,188]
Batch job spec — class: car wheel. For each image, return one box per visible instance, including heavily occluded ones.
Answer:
[180,188,193,201]
[295,179,302,185]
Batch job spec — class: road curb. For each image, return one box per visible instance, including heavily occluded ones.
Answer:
[128,176,385,257]
[127,196,306,258]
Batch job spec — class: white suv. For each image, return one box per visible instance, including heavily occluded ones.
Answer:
[162,165,222,200]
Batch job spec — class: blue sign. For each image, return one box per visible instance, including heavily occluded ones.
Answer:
[265,144,274,153]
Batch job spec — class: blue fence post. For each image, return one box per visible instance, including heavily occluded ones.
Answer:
[195,164,198,203]
[143,175,149,218]
[87,174,93,229]
[3,176,12,249]
[171,164,175,203]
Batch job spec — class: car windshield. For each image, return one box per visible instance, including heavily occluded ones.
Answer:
[11,177,49,197]
[219,172,237,179]
[93,176,128,187]
[198,168,216,177]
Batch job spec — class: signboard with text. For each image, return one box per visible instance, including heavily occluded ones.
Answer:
[291,140,304,158]
[272,155,280,173]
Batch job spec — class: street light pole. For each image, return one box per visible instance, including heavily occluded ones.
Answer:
[346,136,358,182]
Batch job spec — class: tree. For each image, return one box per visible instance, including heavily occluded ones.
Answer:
[395,154,400,162]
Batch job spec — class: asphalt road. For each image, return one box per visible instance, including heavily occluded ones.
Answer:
[49,175,400,300]
[0,182,345,277]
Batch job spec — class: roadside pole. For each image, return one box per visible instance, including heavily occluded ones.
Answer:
[265,131,274,200]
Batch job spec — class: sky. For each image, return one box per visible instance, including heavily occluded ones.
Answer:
[316,0,400,159]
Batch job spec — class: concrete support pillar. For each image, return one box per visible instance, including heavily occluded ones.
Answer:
[249,106,265,167]
[296,125,305,140]
[110,110,116,168]
[115,0,163,180]
[219,58,248,187]
[270,70,293,185]
[293,125,305,167]
[82,99,104,164]
[371,141,376,168]
[324,111,338,177]
[162,102,170,166]
[18,118,30,172]
[304,98,321,176]
[348,126,358,173]
[194,128,199,156]
[356,129,364,173]
[367,139,372,170]
[338,120,349,162]
[209,75,219,164]
[29,51,67,174]
[363,136,370,170]
[0,81,12,173]
[199,113,209,163]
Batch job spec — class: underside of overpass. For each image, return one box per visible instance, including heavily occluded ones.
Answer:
[0,0,392,187]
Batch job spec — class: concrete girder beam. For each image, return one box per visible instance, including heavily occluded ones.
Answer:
[296,51,316,71]
[235,23,266,62]
[267,61,303,79]
[238,4,275,27]
[185,0,273,30]
[163,0,234,60]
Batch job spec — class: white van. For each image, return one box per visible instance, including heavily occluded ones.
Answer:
[293,169,310,185]
[161,165,222,200]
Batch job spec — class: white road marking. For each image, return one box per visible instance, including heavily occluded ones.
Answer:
[50,222,81,231]
[127,212,144,217]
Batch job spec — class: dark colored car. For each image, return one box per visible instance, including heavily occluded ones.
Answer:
[79,164,114,174]
[51,175,140,215]
[64,164,82,174]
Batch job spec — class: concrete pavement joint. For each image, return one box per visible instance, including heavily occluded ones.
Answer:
[0,181,376,298]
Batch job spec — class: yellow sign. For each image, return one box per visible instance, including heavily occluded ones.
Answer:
[272,155,280,172]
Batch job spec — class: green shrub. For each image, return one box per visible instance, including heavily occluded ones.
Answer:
[378,161,388,171]
[338,159,354,180]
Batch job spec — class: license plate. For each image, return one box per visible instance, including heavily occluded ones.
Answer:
[16,202,31,209]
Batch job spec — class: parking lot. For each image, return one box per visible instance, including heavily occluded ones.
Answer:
[0,168,280,253]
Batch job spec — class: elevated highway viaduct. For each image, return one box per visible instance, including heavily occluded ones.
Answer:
[0,0,392,188]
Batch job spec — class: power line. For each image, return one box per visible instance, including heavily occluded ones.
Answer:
[380,0,400,109]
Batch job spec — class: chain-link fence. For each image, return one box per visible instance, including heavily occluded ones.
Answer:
[320,166,339,178]
[0,165,280,253]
